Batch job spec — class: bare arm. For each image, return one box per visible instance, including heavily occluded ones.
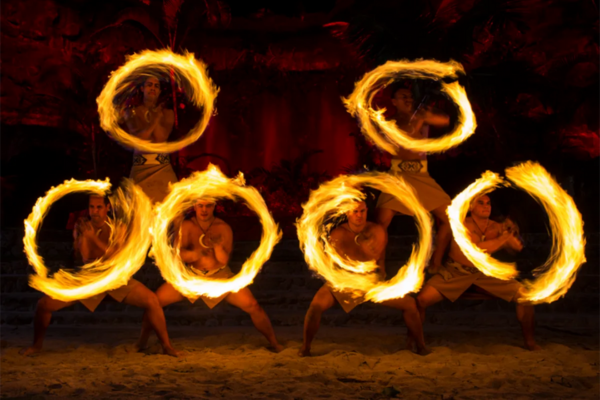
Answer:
[471,229,518,254]
[124,108,162,141]
[375,227,388,278]
[208,224,233,267]
[74,219,109,262]
[152,109,175,143]
[418,107,450,127]
[176,221,201,264]
[360,225,387,277]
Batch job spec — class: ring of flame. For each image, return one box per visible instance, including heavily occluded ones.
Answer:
[343,59,477,155]
[296,172,433,302]
[97,49,218,153]
[24,179,153,301]
[448,162,586,304]
[446,171,518,280]
[151,165,282,299]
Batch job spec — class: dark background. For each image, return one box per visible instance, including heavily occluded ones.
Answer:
[1,0,598,233]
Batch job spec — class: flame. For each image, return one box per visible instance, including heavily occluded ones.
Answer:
[97,49,218,153]
[448,163,586,303]
[505,162,586,303]
[24,179,153,301]
[151,164,282,298]
[446,171,519,280]
[343,59,476,155]
[296,172,433,302]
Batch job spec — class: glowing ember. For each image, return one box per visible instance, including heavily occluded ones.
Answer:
[446,171,519,280]
[24,179,153,301]
[343,59,476,155]
[505,162,586,304]
[296,172,433,302]
[151,164,282,298]
[97,49,218,153]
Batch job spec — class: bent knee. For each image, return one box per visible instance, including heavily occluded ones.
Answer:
[241,299,261,314]
[37,297,51,311]
[416,294,430,310]
[140,293,162,310]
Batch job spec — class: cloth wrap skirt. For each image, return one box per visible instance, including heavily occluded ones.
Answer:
[376,159,451,215]
[325,283,368,314]
[425,258,522,302]
[184,266,235,309]
[79,279,142,312]
[129,153,178,203]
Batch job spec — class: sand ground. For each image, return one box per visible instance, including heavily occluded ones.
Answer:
[1,325,598,399]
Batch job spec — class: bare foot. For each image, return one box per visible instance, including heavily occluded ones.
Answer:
[416,346,432,356]
[19,346,42,356]
[270,343,284,353]
[298,347,311,357]
[163,346,186,358]
[526,342,542,351]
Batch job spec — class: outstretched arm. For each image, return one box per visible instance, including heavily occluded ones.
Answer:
[417,106,450,127]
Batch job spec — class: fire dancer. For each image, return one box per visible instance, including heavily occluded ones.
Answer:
[136,199,284,352]
[376,82,452,272]
[20,195,182,357]
[416,194,540,350]
[122,74,178,203]
[299,200,430,357]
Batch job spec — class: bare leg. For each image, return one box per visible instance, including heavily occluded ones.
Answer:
[137,283,185,351]
[411,285,444,352]
[299,285,336,357]
[226,288,283,352]
[430,203,452,271]
[126,283,183,357]
[382,296,431,355]
[375,207,397,230]
[20,296,75,356]
[514,291,540,351]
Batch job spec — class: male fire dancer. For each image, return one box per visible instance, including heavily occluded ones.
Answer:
[376,83,452,272]
[21,195,182,357]
[136,199,284,352]
[122,75,177,203]
[416,194,540,351]
[299,200,430,357]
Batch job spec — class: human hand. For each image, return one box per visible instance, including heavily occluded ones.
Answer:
[80,220,96,239]
[506,234,523,252]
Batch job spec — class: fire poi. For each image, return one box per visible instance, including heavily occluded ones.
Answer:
[150,164,282,299]
[96,49,218,153]
[24,179,153,301]
[343,59,476,155]
[449,162,586,304]
[296,171,433,302]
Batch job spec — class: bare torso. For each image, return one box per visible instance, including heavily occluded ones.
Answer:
[179,217,232,272]
[448,217,502,267]
[74,219,111,263]
[124,105,175,146]
[330,222,387,269]
[391,115,428,161]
